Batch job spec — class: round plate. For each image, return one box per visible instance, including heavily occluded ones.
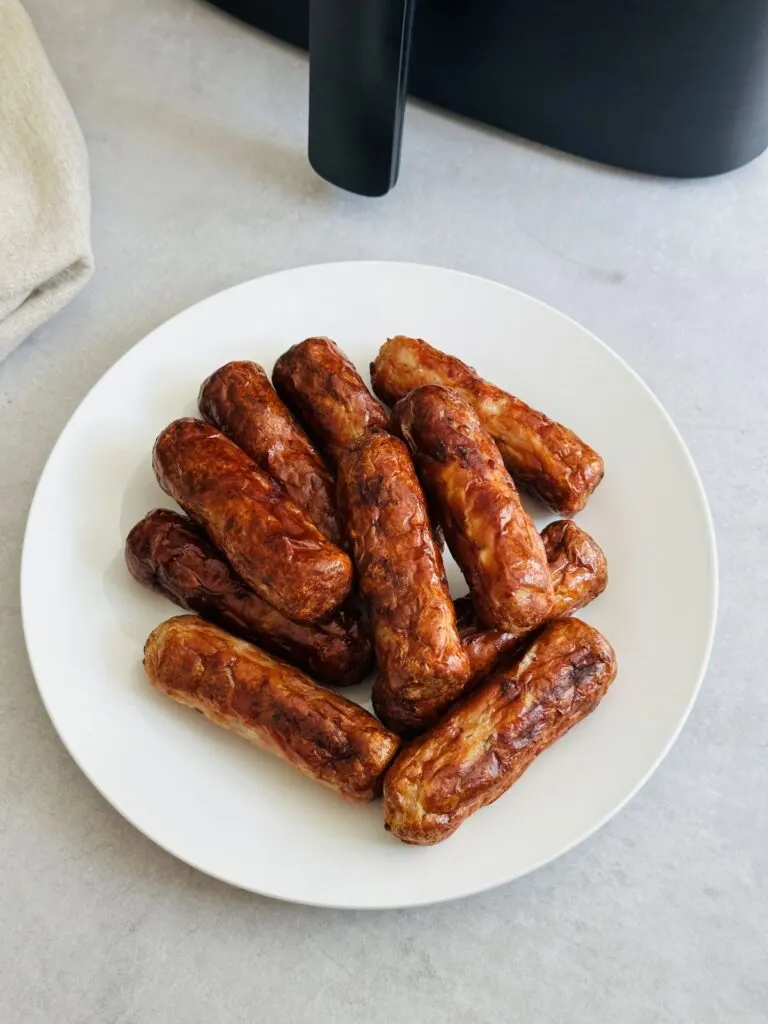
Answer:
[21,262,717,908]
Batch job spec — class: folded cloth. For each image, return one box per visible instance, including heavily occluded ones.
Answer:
[0,0,93,361]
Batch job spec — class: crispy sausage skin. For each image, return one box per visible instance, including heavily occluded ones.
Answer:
[459,518,609,681]
[198,360,342,545]
[541,518,609,619]
[337,432,470,737]
[126,509,372,687]
[273,337,391,467]
[152,418,353,622]
[144,616,400,802]
[396,385,553,633]
[371,336,604,515]
[383,618,617,844]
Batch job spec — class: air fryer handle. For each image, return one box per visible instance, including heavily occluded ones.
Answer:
[308,0,417,196]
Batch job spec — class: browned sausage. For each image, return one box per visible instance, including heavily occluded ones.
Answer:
[152,418,353,622]
[383,617,617,844]
[198,361,342,546]
[144,616,400,802]
[371,336,604,515]
[273,337,391,467]
[541,517,609,619]
[126,509,372,687]
[396,385,553,632]
[337,432,470,737]
[459,518,609,681]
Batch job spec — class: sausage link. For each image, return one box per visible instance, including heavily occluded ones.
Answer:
[371,336,604,514]
[126,509,372,686]
[459,518,608,681]
[396,385,553,632]
[152,418,352,622]
[144,616,400,802]
[198,360,342,545]
[273,337,391,467]
[383,618,617,844]
[337,432,470,736]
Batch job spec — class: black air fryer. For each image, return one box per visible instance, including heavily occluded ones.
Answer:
[207,0,768,195]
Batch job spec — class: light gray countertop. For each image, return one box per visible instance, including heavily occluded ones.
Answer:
[2,1,766,1021]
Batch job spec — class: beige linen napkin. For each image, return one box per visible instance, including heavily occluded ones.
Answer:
[0,0,93,361]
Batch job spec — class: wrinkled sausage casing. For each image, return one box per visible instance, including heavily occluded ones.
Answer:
[542,518,609,619]
[459,518,609,682]
[144,616,400,802]
[152,418,353,623]
[126,509,372,687]
[198,360,342,546]
[273,337,391,467]
[383,617,617,845]
[371,336,604,515]
[337,432,470,736]
[397,385,553,633]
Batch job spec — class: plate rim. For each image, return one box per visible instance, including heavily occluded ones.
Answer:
[20,260,719,909]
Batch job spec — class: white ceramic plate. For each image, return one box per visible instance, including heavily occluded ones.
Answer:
[21,262,717,908]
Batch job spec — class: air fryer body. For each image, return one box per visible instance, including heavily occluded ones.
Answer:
[208,0,768,177]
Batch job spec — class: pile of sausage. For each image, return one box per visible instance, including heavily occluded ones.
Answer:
[128,335,616,845]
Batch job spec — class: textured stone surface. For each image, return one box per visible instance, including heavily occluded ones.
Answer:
[0,1,765,1020]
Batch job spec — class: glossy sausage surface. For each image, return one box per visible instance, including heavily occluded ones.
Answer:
[542,518,609,619]
[144,616,400,802]
[397,385,552,632]
[372,336,604,514]
[273,337,391,467]
[383,617,617,844]
[152,418,352,622]
[459,518,609,681]
[199,360,342,545]
[337,432,470,736]
[126,509,372,686]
